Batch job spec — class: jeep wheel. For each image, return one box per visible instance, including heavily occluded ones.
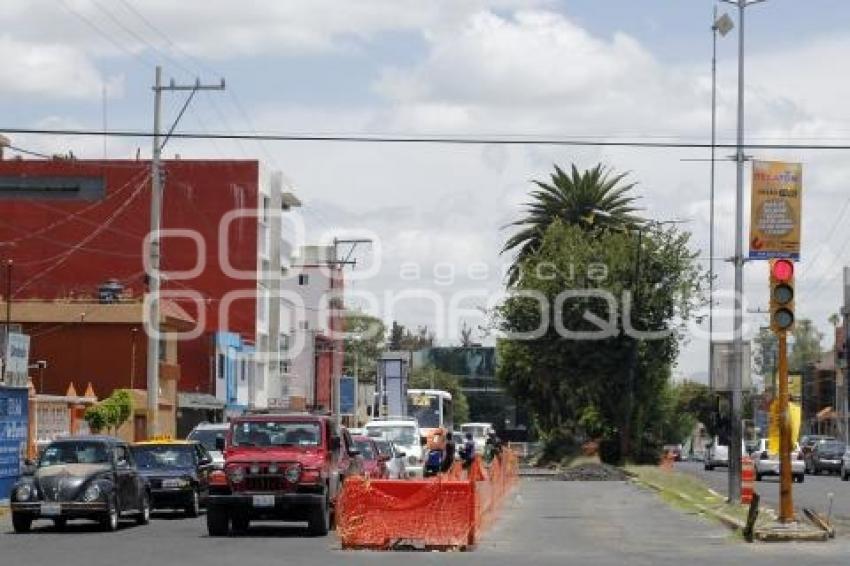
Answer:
[307,496,330,537]
[231,514,250,534]
[11,513,32,533]
[137,492,151,525]
[755,471,762,482]
[794,474,804,484]
[101,496,120,532]
[842,469,849,481]
[53,518,67,530]
[185,489,200,518]
[206,506,230,537]
[704,463,713,471]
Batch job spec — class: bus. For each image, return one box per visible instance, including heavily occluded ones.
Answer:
[407,389,453,436]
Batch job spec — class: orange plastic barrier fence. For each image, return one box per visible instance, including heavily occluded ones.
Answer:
[336,449,519,550]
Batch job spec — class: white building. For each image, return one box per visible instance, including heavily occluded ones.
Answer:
[280,245,343,410]
[252,171,301,410]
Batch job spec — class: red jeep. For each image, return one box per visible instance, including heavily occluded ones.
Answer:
[206,413,362,536]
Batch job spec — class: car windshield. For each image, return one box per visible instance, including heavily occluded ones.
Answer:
[39,442,110,467]
[366,425,417,447]
[373,440,392,457]
[820,441,845,452]
[462,425,489,438]
[187,428,226,452]
[131,445,195,469]
[353,438,377,460]
[231,420,321,447]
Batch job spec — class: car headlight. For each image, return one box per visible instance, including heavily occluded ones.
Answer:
[268,463,279,474]
[285,464,301,483]
[15,483,34,501]
[227,466,245,483]
[83,483,102,502]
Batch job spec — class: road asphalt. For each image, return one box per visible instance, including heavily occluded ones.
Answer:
[677,461,850,525]
[2,479,849,565]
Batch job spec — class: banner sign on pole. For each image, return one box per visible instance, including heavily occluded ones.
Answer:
[749,160,802,260]
[340,375,356,416]
[0,386,29,503]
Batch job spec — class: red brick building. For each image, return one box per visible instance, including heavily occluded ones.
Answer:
[0,158,259,394]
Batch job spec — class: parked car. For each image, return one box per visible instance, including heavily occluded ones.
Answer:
[206,413,363,537]
[799,435,835,468]
[365,419,423,477]
[131,439,214,517]
[807,439,846,475]
[186,422,229,470]
[749,438,805,483]
[372,438,408,479]
[841,449,850,481]
[10,435,151,533]
[352,436,388,479]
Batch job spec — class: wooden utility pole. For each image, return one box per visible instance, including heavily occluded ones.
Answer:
[777,330,794,522]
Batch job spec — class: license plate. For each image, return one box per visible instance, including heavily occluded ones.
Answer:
[162,479,183,488]
[40,503,61,516]
[252,495,275,508]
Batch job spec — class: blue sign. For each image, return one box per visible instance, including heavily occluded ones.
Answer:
[340,376,356,416]
[0,386,29,502]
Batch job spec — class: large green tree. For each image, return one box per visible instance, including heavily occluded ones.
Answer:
[342,311,386,383]
[789,319,823,373]
[501,164,642,284]
[497,220,704,463]
[409,365,470,424]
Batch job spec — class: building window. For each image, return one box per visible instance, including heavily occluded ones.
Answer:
[217,354,225,381]
[262,196,271,222]
[299,320,309,331]
[279,360,291,375]
[240,360,246,382]
[298,273,309,286]
[159,338,166,362]
[280,333,290,353]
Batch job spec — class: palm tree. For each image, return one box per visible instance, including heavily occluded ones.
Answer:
[501,163,642,284]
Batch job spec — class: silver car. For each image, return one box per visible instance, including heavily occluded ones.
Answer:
[373,438,408,479]
[186,422,229,470]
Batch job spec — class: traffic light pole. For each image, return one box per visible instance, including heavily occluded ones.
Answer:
[777,330,794,523]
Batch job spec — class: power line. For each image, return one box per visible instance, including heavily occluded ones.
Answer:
[7,127,850,150]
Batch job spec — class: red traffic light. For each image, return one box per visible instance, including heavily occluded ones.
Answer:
[771,259,794,282]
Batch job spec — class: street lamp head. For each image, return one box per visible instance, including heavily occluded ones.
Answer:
[714,13,735,37]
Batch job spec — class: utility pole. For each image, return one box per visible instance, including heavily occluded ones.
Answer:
[147,66,224,438]
[330,238,372,427]
[710,7,733,406]
[842,267,850,445]
[721,0,766,505]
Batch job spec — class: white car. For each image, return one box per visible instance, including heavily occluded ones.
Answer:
[842,450,850,481]
[704,437,747,471]
[186,422,229,470]
[749,438,805,483]
[365,419,423,477]
[373,438,408,479]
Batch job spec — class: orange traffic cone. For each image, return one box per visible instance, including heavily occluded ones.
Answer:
[741,456,755,504]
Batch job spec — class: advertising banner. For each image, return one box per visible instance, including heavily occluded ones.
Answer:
[340,376,356,416]
[749,161,802,260]
[0,386,29,502]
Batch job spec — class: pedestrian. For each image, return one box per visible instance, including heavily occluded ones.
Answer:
[461,432,475,469]
[442,433,456,473]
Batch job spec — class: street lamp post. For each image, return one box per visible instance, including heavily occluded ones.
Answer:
[720,0,766,504]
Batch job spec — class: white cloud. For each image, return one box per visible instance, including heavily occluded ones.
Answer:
[0,36,121,99]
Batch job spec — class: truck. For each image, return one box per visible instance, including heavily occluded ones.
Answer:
[206,413,362,536]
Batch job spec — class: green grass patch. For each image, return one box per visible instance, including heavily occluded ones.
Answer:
[626,465,759,530]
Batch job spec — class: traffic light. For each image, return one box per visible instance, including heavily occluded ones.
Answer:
[769,259,795,332]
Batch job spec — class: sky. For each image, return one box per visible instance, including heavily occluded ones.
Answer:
[3,0,850,382]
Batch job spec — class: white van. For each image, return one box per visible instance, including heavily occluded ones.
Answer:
[461,422,494,454]
[365,419,423,477]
